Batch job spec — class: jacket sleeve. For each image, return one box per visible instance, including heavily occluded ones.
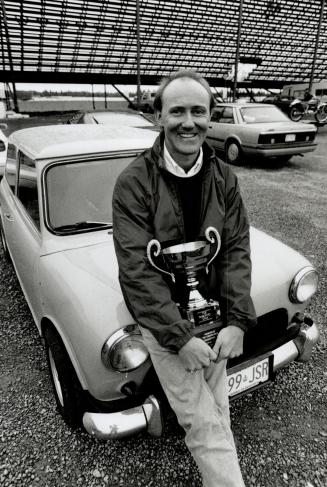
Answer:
[215,167,257,332]
[112,167,194,352]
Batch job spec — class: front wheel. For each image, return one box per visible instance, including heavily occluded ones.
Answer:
[44,327,85,428]
[289,105,304,122]
[315,105,327,123]
[225,140,242,165]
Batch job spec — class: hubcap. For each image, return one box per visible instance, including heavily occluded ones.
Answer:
[48,349,64,407]
[228,143,239,162]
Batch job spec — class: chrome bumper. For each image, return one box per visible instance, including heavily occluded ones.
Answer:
[83,395,162,440]
[272,319,319,370]
[83,320,319,440]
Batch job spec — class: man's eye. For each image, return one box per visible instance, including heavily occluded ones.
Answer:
[170,108,182,115]
[193,108,207,115]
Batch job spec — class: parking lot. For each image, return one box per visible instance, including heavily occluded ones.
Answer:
[0,119,326,487]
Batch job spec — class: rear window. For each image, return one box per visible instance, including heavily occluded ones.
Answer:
[240,106,289,123]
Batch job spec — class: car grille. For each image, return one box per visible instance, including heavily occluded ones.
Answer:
[258,132,315,144]
[228,308,300,368]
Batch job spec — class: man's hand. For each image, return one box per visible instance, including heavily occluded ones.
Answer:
[178,337,217,372]
[213,326,244,362]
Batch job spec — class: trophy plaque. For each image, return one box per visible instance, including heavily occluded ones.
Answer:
[147,226,224,348]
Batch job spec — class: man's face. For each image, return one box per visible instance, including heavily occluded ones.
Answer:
[157,77,211,170]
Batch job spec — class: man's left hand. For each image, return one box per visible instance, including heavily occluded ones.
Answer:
[213,326,244,362]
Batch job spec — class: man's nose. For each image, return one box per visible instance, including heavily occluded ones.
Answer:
[181,111,195,128]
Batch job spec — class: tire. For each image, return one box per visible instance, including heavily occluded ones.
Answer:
[315,105,327,123]
[44,327,85,428]
[289,105,304,122]
[225,140,242,165]
[0,218,11,261]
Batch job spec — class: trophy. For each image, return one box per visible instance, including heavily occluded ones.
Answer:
[147,226,224,348]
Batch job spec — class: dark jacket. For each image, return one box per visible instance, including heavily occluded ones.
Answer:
[112,134,256,351]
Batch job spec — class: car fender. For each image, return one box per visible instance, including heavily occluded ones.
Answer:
[38,240,151,400]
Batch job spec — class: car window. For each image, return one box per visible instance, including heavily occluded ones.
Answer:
[219,107,234,124]
[211,107,224,122]
[5,143,17,192]
[240,106,289,123]
[45,156,135,233]
[17,151,40,229]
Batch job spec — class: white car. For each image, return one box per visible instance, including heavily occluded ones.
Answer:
[207,103,317,164]
[0,124,319,440]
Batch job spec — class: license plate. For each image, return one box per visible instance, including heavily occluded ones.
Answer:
[227,355,272,397]
[285,133,296,142]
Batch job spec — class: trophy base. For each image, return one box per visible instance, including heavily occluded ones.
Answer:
[191,319,225,348]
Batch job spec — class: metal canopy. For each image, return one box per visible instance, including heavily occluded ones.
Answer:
[0,0,326,88]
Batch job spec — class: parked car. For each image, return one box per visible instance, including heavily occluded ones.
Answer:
[207,103,317,164]
[0,124,319,440]
[128,91,156,113]
[0,125,8,179]
[67,110,157,130]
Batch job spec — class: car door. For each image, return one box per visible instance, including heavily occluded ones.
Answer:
[8,150,43,321]
[1,142,18,254]
[207,106,235,150]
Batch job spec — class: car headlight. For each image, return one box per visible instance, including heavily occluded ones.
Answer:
[289,266,318,303]
[101,324,149,372]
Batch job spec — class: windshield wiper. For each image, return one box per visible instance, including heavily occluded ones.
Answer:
[54,221,112,232]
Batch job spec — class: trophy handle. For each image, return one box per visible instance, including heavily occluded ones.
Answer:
[205,226,221,273]
[147,239,176,283]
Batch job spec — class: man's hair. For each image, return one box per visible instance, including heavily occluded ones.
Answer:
[153,69,216,113]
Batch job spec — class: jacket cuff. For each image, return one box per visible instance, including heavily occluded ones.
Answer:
[153,319,194,352]
[227,317,257,333]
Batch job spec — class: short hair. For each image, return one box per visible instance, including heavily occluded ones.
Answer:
[153,69,216,113]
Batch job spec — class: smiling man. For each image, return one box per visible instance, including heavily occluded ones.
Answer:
[113,70,256,487]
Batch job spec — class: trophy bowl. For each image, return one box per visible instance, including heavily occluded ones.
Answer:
[147,227,224,348]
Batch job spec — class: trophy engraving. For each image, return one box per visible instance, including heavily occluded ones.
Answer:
[147,226,224,348]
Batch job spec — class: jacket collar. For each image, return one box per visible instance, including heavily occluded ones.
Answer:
[150,131,216,171]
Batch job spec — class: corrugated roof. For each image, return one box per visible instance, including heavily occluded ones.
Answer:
[0,0,326,87]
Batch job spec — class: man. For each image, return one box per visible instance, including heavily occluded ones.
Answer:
[113,70,256,487]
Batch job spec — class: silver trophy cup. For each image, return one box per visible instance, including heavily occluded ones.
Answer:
[147,226,224,348]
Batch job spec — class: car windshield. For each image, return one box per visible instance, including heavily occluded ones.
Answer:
[240,106,289,123]
[45,156,134,234]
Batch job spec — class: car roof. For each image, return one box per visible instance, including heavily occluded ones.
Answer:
[215,102,273,108]
[82,111,155,127]
[8,124,158,160]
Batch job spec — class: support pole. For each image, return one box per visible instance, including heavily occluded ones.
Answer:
[111,83,137,109]
[91,83,95,110]
[136,0,141,110]
[233,0,244,102]
[308,0,325,93]
[104,84,108,109]
[0,0,19,112]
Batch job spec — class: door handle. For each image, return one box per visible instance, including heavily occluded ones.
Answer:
[209,125,213,128]
[4,213,13,222]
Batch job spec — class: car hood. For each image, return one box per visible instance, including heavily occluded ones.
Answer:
[41,227,312,321]
[244,122,316,133]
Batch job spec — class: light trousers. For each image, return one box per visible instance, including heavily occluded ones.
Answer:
[140,327,245,487]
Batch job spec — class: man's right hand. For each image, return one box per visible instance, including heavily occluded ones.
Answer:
[178,337,217,372]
